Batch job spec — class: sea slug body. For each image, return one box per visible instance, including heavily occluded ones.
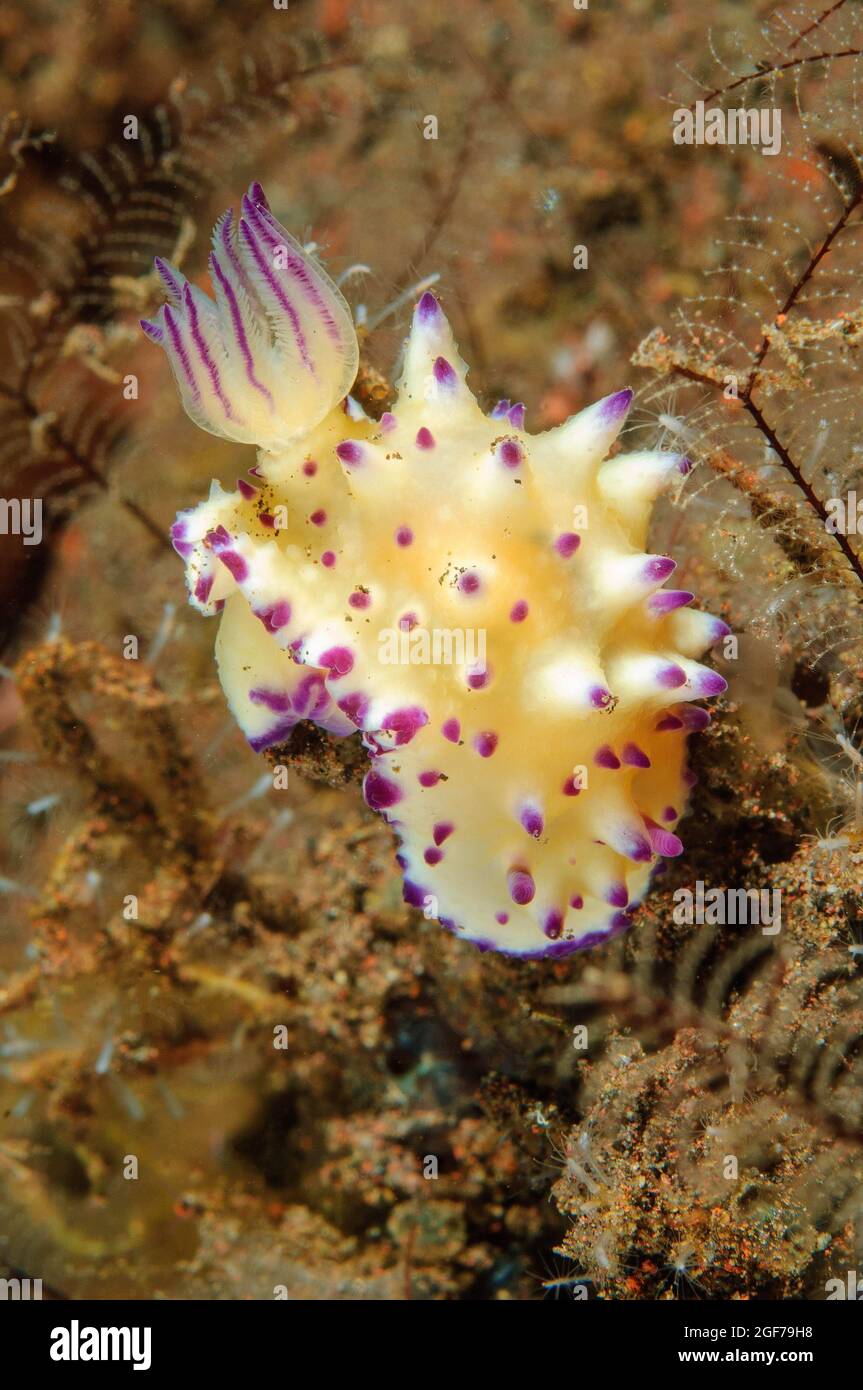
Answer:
[143,183,726,958]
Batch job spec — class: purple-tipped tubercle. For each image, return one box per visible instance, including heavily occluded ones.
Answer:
[594,744,621,770]
[508,869,536,906]
[417,290,441,325]
[648,589,694,615]
[622,742,651,768]
[657,664,687,690]
[336,440,364,466]
[600,387,633,423]
[519,805,545,838]
[643,555,676,584]
[696,670,728,696]
[433,356,457,389]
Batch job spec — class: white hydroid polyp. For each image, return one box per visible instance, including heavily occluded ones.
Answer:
[144,184,727,958]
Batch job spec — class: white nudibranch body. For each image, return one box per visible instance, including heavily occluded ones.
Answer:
[143,183,728,958]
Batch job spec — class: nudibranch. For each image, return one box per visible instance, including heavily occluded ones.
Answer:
[142,183,727,958]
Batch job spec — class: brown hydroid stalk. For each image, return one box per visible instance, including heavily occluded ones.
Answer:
[743,184,863,398]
